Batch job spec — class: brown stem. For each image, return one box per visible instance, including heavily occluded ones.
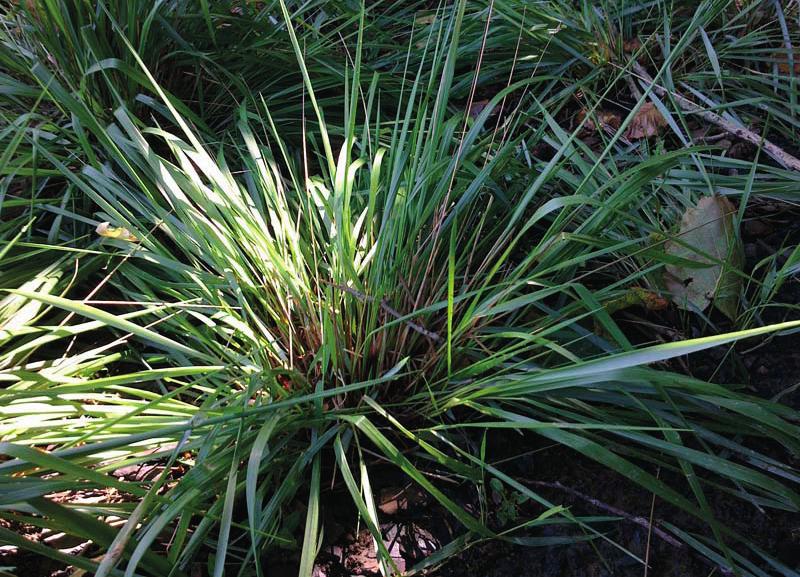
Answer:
[322,280,442,342]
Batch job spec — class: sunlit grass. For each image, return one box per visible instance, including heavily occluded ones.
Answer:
[1,1,799,576]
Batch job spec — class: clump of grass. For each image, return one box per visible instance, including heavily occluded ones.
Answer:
[1,1,800,576]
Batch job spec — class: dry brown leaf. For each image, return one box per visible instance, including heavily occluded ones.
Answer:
[776,51,800,75]
[622,38,642,53]
[726,140,755,160]
[377,486,427,515]
[577,109,622,134]
[336,523,437,575]
[620,37,648,64]
[625,102,668,140]
[469,99,490,119]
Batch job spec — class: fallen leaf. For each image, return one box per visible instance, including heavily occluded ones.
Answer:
[468,99,491,119]
[343,525,406,574]
[111,463,164,481]
[776,51,800,75]
[605,287,668,315]
[378,485,427,515]
[96,221,139,242]
[726,140,754,160]
[623,38,642,53]
[577,109,622,135]
[634,287,669,311]
[340,523,439,575]
[663,195,742,319]
[625,102,668,140]
[378,487,406,515]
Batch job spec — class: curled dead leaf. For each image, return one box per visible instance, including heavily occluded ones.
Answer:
[604,287,668,316]
[625,102,668,140]
[635,288,669,311]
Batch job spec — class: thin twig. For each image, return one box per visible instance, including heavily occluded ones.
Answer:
[643,467,660,577]
[529,480,684,548]
[630,61,800,172]
[322,280,442,342]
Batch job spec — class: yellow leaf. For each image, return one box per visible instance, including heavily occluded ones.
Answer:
[96,222,139,243]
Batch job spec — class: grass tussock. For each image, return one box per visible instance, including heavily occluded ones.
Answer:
[1,1,800,576]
